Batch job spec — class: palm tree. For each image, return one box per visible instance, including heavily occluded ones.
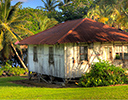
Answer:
[0,0,33,69]
[37,0,60,12]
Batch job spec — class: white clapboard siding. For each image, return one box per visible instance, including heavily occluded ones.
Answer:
[28,42,128,79]
[28,45,35,72]
[64,43,90,78]
[28,44,65,78]
[54,44,65,78]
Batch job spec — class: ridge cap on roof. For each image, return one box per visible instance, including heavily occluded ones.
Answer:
[57,18,86,43]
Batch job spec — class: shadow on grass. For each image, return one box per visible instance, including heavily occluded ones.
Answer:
[0,76,27,87]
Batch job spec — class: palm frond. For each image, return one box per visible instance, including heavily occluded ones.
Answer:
[12,26,34,37]
[1,22,19,40]
[8,13,27,24]
[0,30,4,51]
[41,0,60,11]
[7,2,22,22]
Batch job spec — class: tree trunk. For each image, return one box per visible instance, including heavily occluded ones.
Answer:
[11,43,27,69]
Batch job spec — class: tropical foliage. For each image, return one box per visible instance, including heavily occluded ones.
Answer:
[47,0,91,22]
[59,0,87,21]
[0,0,128,66]
[87,5,112,23]
[0,61,28,76]
[17,7,58,34]
[78,61,128,87]
[86,0,128,31]
[45,0,128,31]
[0,0,32,62]
[0,1,58,67]
[37,0,60,12]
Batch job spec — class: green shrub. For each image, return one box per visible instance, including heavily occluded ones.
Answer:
[78,61,128,87]
[1,62,28,76]
[0,68,3,76]
[10,66,26,76]
[2,62,12,71]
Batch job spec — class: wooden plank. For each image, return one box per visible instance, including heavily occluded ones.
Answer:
[28,45,35,72]
[64,44,67,79]
[66,44,70,78]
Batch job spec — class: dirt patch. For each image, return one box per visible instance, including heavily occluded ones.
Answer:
[11,76,79,88]
[11,76,128,88]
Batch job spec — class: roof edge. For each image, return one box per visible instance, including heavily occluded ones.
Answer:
[18,22,65,45]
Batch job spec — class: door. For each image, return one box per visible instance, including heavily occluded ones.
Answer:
[105,47,112,60]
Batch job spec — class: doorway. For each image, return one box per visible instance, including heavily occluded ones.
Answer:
[105,47,112,60]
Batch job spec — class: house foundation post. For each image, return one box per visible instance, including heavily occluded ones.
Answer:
[28,71,32,80]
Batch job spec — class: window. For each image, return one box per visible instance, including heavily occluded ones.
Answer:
[115,45,128,60]
[49,47,54,64]
[124,53,128,59]
[115,46,122,60]
[124,45,128,60]
[33,46,38,62]
[124,46,128,60]
[115,53,122,59]
[80,46,88,61]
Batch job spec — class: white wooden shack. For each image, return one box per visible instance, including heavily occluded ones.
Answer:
[19,18,128,80]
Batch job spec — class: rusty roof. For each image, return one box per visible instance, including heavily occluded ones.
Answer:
[19,18,128,45]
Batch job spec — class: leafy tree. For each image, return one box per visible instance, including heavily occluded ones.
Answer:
[86,0,128,31]
[60,4,87,21]
[17,7,58,34]
[87,5,113,24]
[113,0,128,30]
[48,0,92,22]
[46,10,64,23]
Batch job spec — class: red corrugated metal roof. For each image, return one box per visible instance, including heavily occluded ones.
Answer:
[19,18,128,45]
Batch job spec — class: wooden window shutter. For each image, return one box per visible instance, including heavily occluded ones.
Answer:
[33,46,38,62]
[49,47,54,64]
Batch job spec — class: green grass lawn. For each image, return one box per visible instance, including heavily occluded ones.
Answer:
[0,76,127,99]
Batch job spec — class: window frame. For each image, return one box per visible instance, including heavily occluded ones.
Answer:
[79,46,88,61]
[49,47,54,64]
[115,45,128,60]
[124,45,128,60]
[33,46,38,62]
[115,45,122,60]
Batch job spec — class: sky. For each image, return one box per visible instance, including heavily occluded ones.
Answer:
[11,0,44,8]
